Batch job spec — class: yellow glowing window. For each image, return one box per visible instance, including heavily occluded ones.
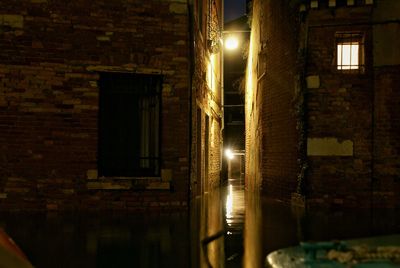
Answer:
[337,42,359,70]
[336,33,364,72]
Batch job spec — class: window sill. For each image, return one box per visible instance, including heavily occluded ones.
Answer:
[87,177,171,191]
[336,70,366,75]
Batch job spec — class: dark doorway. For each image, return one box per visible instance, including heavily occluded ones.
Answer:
[98,72,162,177]
[196,108,202,195]
[205,114,210,193]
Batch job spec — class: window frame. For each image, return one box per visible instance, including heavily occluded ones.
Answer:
[335,32,365,74]
[98,72,162,178]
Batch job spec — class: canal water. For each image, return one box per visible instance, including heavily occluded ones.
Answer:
[1,177,400,267]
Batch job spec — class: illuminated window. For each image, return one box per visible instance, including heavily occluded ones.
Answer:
[336,33,364,72]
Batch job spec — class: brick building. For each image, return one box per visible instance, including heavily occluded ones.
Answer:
[246,0,400,208]
[0,0,222,211]
[245,0,299,195]
[190,0,223,196]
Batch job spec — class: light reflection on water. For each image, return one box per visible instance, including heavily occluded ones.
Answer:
[226,185,233,221]
[243,189,262,268]
[191,188,225,268]
[0,181,400,268]
[224,179,245,267]
[225,182,245,232]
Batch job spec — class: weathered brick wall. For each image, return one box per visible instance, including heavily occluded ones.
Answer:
[370,0,400,207]
[372,66,400,207]
[245,0,263,192]
[0,0,192,211]
[304,2,400,208]
[305,7,374,207]
[260,0,299,201]
[208,117,221,187]
[245,0,298,198]
[190,0,222,196]
[245,0,299,200]
[246,0,400,208]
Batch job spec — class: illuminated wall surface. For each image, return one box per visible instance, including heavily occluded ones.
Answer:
[190,0,223,197]
[245,0,400,208]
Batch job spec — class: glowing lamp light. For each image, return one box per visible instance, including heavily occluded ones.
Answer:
[224,36,239,50]
[225,148,234,160]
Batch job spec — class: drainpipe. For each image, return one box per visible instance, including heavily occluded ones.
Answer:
[302,20,310,200]
[370,43,375,222]
[187,1,195,267]
[187,0,195,204]
[369,7,375,220]
[295,7,310,201]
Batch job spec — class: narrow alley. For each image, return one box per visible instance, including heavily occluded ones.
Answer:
[0,0,400,267]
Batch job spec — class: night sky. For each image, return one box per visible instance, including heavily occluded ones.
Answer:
[224,0,247,22]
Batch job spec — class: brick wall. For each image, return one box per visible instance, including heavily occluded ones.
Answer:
[190,0,222,196]
[0,0,195,211]
[246,0,299,200]
[305,17,374,207]
[373,66,400,207]
[260,0,299,201]
[245,0,262,192]
[246,0,400,208]
[304,1,400,208]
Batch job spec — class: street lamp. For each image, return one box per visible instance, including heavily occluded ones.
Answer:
[224,35,239,50]
[225,148,235,160]
[225,148,246,182]
[222,30,250,51]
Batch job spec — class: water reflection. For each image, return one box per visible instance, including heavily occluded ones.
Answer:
[226,185,233,221]
[225,183,245,232]
[0,184,399,268]
[224,179,245,267]
[243,191,262,268]
[191,188,225,268]
[0,212,190,268]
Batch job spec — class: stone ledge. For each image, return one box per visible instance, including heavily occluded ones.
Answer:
[86,178,170,191]
[87,181,131,190]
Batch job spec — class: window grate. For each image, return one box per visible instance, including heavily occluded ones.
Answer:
[336,32,365,73]
[98,72,162,177]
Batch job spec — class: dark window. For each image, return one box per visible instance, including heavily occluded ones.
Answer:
[204,114,209,193]
[196,108,202,195]
[198,0,203,33]
[98,73,162,177]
